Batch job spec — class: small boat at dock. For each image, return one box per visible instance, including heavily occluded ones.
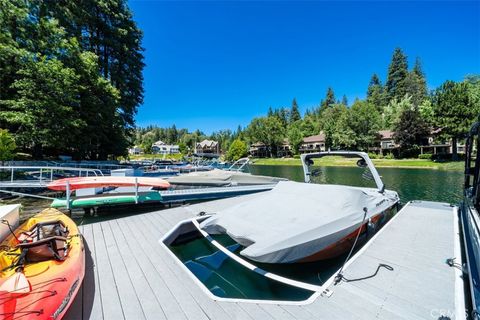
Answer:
[46,176,170,191]
[166,157,287,187]
[190,151,400,263]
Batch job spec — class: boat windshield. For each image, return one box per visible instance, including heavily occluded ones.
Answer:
[305,154,380,190]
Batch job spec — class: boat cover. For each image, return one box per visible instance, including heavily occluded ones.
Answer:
[200,181,397,263]
[167,169,287,186]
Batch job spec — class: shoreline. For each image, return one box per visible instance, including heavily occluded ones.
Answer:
[250,158,464,171]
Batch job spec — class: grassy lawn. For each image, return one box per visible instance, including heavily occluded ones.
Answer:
[251,157,464,171]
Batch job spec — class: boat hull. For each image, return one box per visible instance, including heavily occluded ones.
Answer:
[298,205,397,262]
[50,191,162,208]
[47,176,170,191]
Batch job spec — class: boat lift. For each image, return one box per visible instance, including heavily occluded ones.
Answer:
[0,164,276,213]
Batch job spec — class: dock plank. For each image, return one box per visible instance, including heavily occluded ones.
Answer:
[91,222,125,319]
[115,218,188,320]
[123,216,210,320]
[108,219,167,320]
[237,302,276,319]
[101,221,146,320]
[258,304,295,320]
[80,223,103,320]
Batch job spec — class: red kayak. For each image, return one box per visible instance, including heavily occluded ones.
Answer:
[0,209,84,320]
[47,176,170,191]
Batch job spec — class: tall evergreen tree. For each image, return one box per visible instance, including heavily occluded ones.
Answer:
[287,121,303,155]
[267,106,274,117]
[290,98,301,123]
[405,57,428,106]
[341,95,348,106]
[0,0,144,159]
[366,73,386,112]
[319,87,336,113]
[385,48,409,102]
[433,80,480,159]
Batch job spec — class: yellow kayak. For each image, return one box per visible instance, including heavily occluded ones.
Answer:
[0,208,85,319]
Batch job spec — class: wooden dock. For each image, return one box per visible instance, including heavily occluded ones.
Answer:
[64,198,465,320]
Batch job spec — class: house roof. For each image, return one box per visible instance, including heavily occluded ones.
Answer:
[251,142,266,147]
[153,140,165,146]
[303,133,325,143]
[197,139,218,148]
[379,130,394,140]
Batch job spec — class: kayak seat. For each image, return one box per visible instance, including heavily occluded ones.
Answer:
[18,236,68,262]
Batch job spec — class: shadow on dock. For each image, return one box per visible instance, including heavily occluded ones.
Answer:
[64,240,95,320]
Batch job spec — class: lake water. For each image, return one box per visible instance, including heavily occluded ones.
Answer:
[250,165,464,205]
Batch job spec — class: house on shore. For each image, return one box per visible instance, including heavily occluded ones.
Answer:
[299,133,326,153]
[195,139,220,157]
[249,140,291,158]
[374,129,465,156]
[249,142,268,158]
[375,130,398,155]
[128,145,143,155]
[277,139,292,157]
[151,140,180,154]
[249,129,466,159]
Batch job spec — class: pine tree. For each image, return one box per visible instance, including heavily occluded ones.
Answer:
[290,98,301,123]
[341,95,348,106]
[367,73,386,112]
[385,48,409,102]
[267,106,274,117]
[319,87,336,113]
[409,57,428,106]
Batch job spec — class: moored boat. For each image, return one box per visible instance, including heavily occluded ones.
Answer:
[0,208,84,319]
[196,151,400,263]
[46,176,170,191]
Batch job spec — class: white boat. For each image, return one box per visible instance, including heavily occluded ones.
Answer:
[166,158,287,187]
[197,151,400,263]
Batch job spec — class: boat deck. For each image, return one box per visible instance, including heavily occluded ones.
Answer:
[159,184,274,203]
[64,198,464,320]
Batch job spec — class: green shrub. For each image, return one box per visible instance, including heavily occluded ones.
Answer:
[225,139,248,161]
[418,153,433,160]
[0,129,16,163]
[368,152,380,159]
[293,154,300,159]
[384,153,395,159]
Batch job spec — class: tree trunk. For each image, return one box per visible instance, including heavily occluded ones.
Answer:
[452,137,458,160]
[32,143,43,159]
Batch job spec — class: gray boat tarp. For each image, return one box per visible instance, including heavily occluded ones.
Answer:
[167,169,287,186]
[200,181,398,263]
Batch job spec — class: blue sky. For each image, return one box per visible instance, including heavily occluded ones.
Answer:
[129,1,480,134]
